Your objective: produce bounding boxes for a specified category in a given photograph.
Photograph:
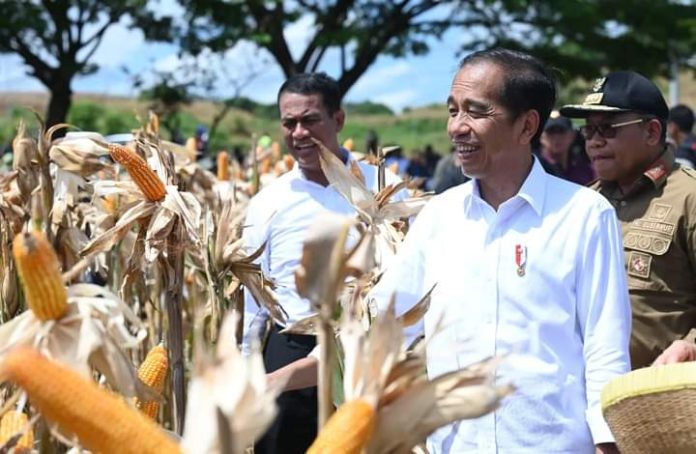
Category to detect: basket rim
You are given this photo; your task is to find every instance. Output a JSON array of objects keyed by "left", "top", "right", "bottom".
[{"left": 601, "top": 362, "right": 696, "bottom": 411}]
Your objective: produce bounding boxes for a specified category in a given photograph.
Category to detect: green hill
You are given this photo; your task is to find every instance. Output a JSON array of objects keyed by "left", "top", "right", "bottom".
[{"left": 0, "top": 93, "right": 451, "bottom": 158}]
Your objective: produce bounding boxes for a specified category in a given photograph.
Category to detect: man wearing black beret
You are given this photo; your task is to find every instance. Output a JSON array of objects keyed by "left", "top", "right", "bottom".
[{"left": 562, "top": 71, "right": 696, "bottom": 368}]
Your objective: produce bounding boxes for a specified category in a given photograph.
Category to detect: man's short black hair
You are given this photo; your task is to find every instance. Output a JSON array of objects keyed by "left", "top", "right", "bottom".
[
  {"left": 277, "top": 72, "right": 342, "bottom": 115},
  {"left": 458, "top": 48, "right": 556, "bottom": 143},
  {"left": 669, "top": 104, "right": 695, "bottom": 133}
]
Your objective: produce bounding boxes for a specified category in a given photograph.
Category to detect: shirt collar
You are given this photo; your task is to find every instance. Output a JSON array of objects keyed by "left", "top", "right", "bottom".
[
  {"left": 465, "top": 156, "right": 547, "bottom": 217},
  {"left": 516, "top": 156, "right": 547, "bottom": 217}
]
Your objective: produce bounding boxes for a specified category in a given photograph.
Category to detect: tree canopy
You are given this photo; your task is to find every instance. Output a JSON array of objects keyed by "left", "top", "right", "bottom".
[
  {"left": 178, "top": 0, "right": 695, "bottom": 96},
  {"left": 0, "top": 0, "right": 172, "bottom": 127},
  {"left": 1, "top": 0, "right": 694, "bottom": 129}
]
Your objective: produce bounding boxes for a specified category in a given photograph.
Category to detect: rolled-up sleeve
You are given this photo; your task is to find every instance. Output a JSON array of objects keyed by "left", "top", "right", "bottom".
[{"left": 576, "top": 206, "right": 632, "bottom": 443}]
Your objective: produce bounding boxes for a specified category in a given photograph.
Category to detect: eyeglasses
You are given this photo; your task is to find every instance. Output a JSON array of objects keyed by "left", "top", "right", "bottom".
[{"left": 579, "top": 118, "right": 646, "bottom": 140}]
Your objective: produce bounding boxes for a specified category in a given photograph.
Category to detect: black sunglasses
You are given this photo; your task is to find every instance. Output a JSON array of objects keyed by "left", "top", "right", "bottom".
[{"left": 579, "top": 118, "right": 647, "bottom": 140}]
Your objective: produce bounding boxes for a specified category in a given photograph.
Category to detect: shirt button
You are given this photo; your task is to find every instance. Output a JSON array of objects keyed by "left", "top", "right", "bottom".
[{"left": 620, "top": 201, "right": 627, "bottom": 207}]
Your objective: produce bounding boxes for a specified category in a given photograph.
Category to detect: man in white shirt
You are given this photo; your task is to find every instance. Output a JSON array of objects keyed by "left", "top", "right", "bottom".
[
  {"left": 243, "top": 72, "right": 404, "bottom": 454},
  {"left": 370, "top": 49, "right": 631, "bottom": 453}
]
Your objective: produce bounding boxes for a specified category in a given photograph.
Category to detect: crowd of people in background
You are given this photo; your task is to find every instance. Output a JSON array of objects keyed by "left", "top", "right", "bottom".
[{"left": 2, "top": 102, "right": 695, "bottom": 201}]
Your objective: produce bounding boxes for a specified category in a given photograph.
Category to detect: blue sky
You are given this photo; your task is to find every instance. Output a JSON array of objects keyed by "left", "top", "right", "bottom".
[{"left": 0, "top": 5, "right": 470, "bottom": 113}]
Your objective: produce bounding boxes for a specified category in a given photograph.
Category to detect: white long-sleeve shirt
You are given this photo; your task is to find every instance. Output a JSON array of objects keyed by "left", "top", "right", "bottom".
[
  {"left": 370, "top": 157, "right": 631, "bottom": 453},
  {"left": 241, "top": 152, "right": 406, "bottom": 352}
]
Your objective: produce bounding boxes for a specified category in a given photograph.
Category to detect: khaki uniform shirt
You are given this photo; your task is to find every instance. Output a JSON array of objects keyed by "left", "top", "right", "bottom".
[{"left": 593, "top": 149, "right": 696, "bottom": 368}]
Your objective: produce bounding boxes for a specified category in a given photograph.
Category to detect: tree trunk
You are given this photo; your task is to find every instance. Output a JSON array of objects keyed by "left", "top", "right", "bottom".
[{"left": 45, "top": 81, "right": 72, "bottom": 133}]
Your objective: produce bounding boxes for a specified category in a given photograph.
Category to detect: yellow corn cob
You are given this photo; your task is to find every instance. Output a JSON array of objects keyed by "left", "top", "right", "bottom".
[
  {"left": 307, "top": 399, "right": 376, "bottom": 454},
  {"left": 342, "top": 138, "right": 355, "bottom": 151},
  {"left": 217, "top": 151, "right": 230, "bottom": 181},
  {"left": 108, "top": 144, "right": 166, "bottom": 202},
  {"left": 271, "top": 141, "right": 282, "bottom": 160},
  {"left": 1, "top": 347, "right": 180, "bottom": 454},
  {"left": 0, "top": 410, "right": 33, "bottom": 453},
  {"left": 135, "top": 344, "right": 169, "bottom": 419},
  {"left": 12, "top": 231, "right": 69, "bottom": 321},
  {"left": 283, "top": 153, "right": 295, "bottom": 170},
  {"left": 260, "top": 156, "right": 273, "bottom": 175}
]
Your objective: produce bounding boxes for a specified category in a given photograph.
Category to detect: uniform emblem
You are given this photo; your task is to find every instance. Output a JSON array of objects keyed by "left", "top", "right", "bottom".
[
  {"left": 624, "top": 231, "right": 672, "bottom": 255},
  {"left": 648, "top": 203, "right": 672, "bottom": 221},
  {"left": 515, "top": 244, "right": 527, "bottom": 277},
  {"left": 632, "top": 219, "right": 675, "bottom": 236},
  {"left": 628, "top": 251, "right": 651, "bottom": 278},
  {"left": 592, "top": 77, "right": 606, "bottom": 92},
  {"left": 583, "top": 93, "right": 603, "bottom": 105}
]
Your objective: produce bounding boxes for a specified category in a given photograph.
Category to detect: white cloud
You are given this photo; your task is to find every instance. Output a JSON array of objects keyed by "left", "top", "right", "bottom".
[
  {"left": 350, "top": 61, "right": 414, "bottom": 95},
  {"left": 370, "top": 89, "right": 420, "bottom": 113},
  {"left": 283, "top": 15, "right": 316, "bottom": 60},
  {"left": 87, "top": 21, "right": 146, "bottom": 69}
]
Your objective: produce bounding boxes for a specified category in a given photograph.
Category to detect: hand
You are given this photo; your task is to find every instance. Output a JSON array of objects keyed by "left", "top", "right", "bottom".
[
  {"left": 596, "top": 442, "right": 619, "bottom": 454},
  {"left": 653, "top": 340, "right": 696, "bottom": 366}
]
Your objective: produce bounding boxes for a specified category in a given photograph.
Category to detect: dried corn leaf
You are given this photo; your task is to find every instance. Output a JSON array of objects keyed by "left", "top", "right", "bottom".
[
  {"left": 49, "top": 135, "right": 109, "bottom": 177},
  {"left": 379, "top": 197, "right": 430, "bottom": 220},
  {"left": 367, "top": 359, "right": 512, "bottom": 454},
  {"left": 316, "top": 140, "right": 374, "bottom": 221},
  {"left": 80, "top": 201, "right": 157, "bottom": 257},
  {"left": 295, "top": 213, "right": 355, "bottom": 309},
  {"left": 280, "top": 314, "right": 320, "bottom": 335},
  {"left": 397, "top": 284, "right": 435, "bottom": 327},
  {"left": 183, "top": 314, "right": 283, "bottom": 454}
]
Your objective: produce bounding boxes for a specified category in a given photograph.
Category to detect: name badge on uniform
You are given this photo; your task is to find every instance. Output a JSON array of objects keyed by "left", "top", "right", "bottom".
[{"left": 515, "top": 244, "right": 527, "bottom": 277}]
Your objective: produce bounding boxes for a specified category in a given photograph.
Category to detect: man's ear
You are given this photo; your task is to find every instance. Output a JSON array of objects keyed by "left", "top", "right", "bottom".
[
  {"left": 334, "top": 109, "right": 346, "bottom": 132},
  {"left": 644, "top": 119, "right": 662, "bottom": 146},
  {"left": 519, "top": 110, "right": 540, "bottom": 145}
]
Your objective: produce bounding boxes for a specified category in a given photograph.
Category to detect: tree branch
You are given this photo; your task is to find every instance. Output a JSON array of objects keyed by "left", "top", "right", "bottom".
[
  {"left": 297, "top": 0, "right": 356, "bottom": 70},
  {"left": 8, "top": 37, "right": 54, "bottom": 86},
  {"left": 247, "top": 0, "right": 297, "bottom": 76}
]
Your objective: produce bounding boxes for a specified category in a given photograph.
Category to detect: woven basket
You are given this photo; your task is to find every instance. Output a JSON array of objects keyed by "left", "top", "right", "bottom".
[{"left": 601, "top": 362, "right": 696, "bottom": 454}]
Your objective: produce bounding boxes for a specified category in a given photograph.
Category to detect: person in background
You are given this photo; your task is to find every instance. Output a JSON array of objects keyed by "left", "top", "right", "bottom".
[
  {"left": 370, "top": 48, "right": 630, "bottom": 453},
  {"left": 365, "top": 129, "right": 379, "bottom": 155},
  {"left": 242, "top": 72, "right": 406, "bottom": 454},
  {"left": 668, "top": 104, "right": 696, "bottom": 168},
  {"left": 431, "top": 146, "right": 469, "bottom": 193},
  {"left": 561, "top": 71, "right": 696, "bottom": 369},
  {"left": 423, "top": 144, "right": 441, "bottom": 176},
  {"left": 384, "top": 146, "right": 409, "bottom": 176},
  {"left": 406, "top": 150, "right": 430, "bottom": 182},
  {"left": 541, "top": 112, "right": 595, "bottom": 185},
  {"left": 194, "top": 124, "right": 209, "bottom": 156}
]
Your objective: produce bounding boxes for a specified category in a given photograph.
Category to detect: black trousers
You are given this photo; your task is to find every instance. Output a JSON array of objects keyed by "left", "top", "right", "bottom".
[{"left": 254, "top": 325, "right": 318, "bottom": 454}]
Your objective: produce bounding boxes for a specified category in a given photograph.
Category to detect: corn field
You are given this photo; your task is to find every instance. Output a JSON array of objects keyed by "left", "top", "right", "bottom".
[{"left": 0, "top": 114, "right": 511, "bottom": 454}]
